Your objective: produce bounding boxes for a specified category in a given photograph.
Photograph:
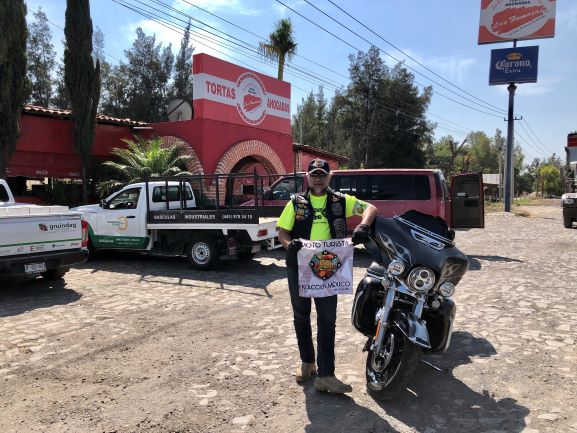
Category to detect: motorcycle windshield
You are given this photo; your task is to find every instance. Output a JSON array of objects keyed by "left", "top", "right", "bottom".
[{"left": 370, "top": 210, "right": 469, "bottom": 285}]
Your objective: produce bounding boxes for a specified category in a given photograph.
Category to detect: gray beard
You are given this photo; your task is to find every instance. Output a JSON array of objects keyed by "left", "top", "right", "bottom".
[{"left": 310, "top": 186, "right": 328, "bottom": 196}]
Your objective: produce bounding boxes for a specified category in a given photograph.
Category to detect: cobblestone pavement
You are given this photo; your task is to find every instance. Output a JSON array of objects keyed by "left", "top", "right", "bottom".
[{"left": 0, "top": 204, "right": 575, "bottom": 433}]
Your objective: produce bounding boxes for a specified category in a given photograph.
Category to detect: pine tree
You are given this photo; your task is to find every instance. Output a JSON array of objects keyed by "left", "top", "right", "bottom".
[
  {"left": 340, "top": 47, "right": 432, "bottom": 168},
  {"left": 27, "top": 8, "right": 56, "bottom": 107},
  {"left": 52, "top": 59, "right": 70, "bottom": 109},
  {"left": 64, "top": 0, "right": 100, "bottom": 203},
  {"left": 100, "top": 62, "right": 129, "bottom": 118},
  {"left": 171, "top": 19, "right": 194, "bottom": 103},
  {"left": 0, "top": 0, "right": 29, "bottom": 178},
  {"left": 124, "top": 28, "right": 173, "bottom": 122}
]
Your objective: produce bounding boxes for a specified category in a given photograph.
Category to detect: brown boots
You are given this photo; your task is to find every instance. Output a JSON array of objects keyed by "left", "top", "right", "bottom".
[
  {"left": 295, "top": 362, "right": 352, "bottom": 393},
  {"left": 295, "top": 362, "right": 316, "bottom": 383},
  {"left": 313, "top": 375, "right": 353, "bottom": 394}
]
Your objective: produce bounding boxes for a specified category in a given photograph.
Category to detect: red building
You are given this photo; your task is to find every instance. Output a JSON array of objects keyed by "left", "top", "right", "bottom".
[{"left": 7, "top": 54, "right": 347, "bottom": 201}]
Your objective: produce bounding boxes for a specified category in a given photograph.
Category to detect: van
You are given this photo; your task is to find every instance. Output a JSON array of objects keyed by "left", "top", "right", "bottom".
[{"left": 254, "top": 169, "right": 484, "bottom": 230}]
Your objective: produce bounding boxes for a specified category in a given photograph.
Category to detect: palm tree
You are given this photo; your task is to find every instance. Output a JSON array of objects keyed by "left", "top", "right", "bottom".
[
  {"left": 259, "top": 18, "right": 297, "bottom": 81},
  {"left": 96, "top": 136, "right": 192, "bottom": 197}
]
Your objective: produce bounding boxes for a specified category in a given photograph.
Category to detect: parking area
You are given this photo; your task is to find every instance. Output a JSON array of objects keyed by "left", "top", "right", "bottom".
[{"left": 1, "top": 203, "right": 576, "bottom": 433}]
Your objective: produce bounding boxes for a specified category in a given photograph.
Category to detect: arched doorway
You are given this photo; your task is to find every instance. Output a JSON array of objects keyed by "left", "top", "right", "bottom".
[{"left": 214, "top": 140, "right": 287, "bottom": 206}]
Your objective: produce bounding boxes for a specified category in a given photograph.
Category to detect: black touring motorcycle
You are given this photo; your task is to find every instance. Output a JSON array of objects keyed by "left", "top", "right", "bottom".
[{"left": 351, "top": 210, "right": 470, "bottom": 399}]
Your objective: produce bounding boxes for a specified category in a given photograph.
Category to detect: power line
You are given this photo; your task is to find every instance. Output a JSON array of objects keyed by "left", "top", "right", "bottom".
[
  {"left": 521, "top": 117, "right": 550, "bottom": 155},
  {"left": 515, "top": 129, "right": 548, "bottom": 159},
  {"left": 47, "top": 2, "right": 488, "bottom": 140},
  {"left": 114, "top": 0, "right": 344, "bottom": 91},
  {"left": 517, "top": 120, "right": 549, "bottom": 156},
  {"left": 111, "top": 0, "right": 330, "bottom": 93},
  {"left": 280, "top": 0, "right": 507, "bottom": 117},
  {"left": 117, "top": 0, "right": 491, "bottom": 141},
  {"left": 176, "top": 0, "right": 350, "bottom": 81},
  {"left": 325, "top": 0, "right": 507, "bottom": 115}
]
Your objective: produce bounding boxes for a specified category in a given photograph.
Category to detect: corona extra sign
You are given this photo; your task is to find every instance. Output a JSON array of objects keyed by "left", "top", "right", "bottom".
[{"left": 193, "top": 54, "right": 291, "bottom": 134}]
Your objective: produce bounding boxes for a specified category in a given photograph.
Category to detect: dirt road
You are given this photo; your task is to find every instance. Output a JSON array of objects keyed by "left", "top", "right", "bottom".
[{"left": 1, "top": 203, "right": 575, "bottom": 433}]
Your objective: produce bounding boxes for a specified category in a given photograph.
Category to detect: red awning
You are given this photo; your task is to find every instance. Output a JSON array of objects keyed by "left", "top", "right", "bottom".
[{"left": 7, "top": 151, "right": 82, "bottom": 179}]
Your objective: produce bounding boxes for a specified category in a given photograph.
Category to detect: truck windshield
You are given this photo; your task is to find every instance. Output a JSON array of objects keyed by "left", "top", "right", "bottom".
[
  {"left": 268, "top": 176, "right": 304, "bottom": 200},
  {"left": 108, "top": 188, "right": 141, "bottom": 209}
]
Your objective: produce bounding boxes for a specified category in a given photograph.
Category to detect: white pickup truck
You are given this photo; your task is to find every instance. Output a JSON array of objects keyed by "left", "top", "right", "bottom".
[
  {"left": 0, "top": 179, "right": 89, "bottom": 279},
  {"left": 73, "top": 177, "right": 281, "bottom": 269}
]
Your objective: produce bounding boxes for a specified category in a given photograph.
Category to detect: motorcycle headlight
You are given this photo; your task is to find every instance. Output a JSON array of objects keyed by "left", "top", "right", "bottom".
[
  {"left": 439, "top": 282, "right": 455, "bottom": 297},
  {"left": 387, "top": 259, "right": 405, "bottom": 276},
  {"left": 407, "top": 267, "right": 435, "bottom": 292}
]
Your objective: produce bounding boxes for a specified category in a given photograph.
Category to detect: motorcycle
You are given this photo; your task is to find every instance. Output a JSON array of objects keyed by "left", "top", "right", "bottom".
[{"left": 351, "top": 210, "right": 470, "bottom": 400}]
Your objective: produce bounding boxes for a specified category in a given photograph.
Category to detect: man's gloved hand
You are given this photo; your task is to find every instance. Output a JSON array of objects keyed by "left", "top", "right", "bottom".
[
  {"left": 288, "top": 239, "right": 303, "bottom": 254},
  {"left": 352, "top": 224, "right": 371, "bottom": 245}
]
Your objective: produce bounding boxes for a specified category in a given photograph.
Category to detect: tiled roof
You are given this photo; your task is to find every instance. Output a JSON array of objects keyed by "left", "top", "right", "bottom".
[
  {"left": 293, "top": 143, "right": 349, "bottom": 162},
  {"left": 23, "top": 105, "right": 148, "bottom": 127}
]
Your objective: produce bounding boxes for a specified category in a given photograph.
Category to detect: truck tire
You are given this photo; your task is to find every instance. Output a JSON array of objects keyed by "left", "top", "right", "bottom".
[
  {"left": 563, "top": 214, "right": 573, "bottom": 228},
  {"left": 43, "top": 266, "right": 70, "bottom": 280},
  {"left": 187, "top": 236, "right": 219, "bottom": 270}
]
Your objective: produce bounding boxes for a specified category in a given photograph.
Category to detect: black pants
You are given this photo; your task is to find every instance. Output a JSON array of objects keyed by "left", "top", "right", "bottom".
[{"left": 287, "top": 264, "right": 337, "bottom": 377}]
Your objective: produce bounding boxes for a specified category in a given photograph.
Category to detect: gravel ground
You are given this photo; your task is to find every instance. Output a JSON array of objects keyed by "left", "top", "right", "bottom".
[{"left": 0, "top": 202, "right": 575, "bottom": 433}]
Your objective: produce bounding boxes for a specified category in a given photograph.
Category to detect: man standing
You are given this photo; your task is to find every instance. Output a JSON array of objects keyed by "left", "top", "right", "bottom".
[{"left": 277, "top": 159, "right": 377, "bottom": 393}]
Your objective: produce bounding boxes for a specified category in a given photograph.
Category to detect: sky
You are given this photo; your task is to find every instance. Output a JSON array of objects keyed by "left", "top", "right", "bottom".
[{"left": 26, "top": 0, "right": 577, "bottom": 164}]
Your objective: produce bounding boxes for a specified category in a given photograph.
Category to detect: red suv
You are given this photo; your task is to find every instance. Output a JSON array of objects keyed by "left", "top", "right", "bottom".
[{"left": 254, "top": 169, "right": 484, "bottom": 230}]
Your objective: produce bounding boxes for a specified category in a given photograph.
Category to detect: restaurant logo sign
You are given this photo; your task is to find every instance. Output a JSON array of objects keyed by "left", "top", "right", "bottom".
[
  {"left": 236, "top": 72, "right": 267, "bottom": 126},
  {"left": 193, "top": 53, "right": 291, "bottom": 134},
  {"left": 478, "top": 0, "right": 556, "bottom": 44}
]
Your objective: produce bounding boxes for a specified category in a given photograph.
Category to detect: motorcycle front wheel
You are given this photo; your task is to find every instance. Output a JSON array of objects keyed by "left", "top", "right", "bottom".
[{"left": 365, "top": 326, "right": 422, "bottom": 400}]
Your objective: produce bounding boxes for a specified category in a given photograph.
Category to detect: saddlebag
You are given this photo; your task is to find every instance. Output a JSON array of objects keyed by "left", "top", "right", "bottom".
[{"left": 351, "top": 277, "right": 383, "bottom": 336}]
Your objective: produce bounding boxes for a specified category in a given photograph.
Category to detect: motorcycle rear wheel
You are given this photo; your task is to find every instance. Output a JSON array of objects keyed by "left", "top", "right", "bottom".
[{"left": 365, "top": 327, "right": 422, "bottom": 400}]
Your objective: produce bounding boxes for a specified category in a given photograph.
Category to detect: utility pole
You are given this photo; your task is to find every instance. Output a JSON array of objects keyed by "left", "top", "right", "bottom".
[
  {"left": 503, "top": 40, "right": 523, "bottom": 212},
  {"left": 504, "top": 81, "right": 516, "bottom": 211}
]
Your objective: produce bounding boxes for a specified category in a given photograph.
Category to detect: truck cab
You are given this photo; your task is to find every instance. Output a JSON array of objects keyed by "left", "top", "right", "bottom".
[{"left": 77, "top": 181, "right": 196, "bottom": 250}]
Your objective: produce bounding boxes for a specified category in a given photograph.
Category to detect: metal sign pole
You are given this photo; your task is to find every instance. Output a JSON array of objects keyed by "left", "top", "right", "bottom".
[
  {"left": 504, "top": 81, "right": 516, "bottom": 212},
  {"left": 504, "top": 39, "right": 517, "bottom": 212}
]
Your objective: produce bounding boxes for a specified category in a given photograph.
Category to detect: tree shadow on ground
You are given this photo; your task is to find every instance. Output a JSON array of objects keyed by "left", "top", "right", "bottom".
[
  {"left": 0, "top": 276, "right": 81, "bottom": 318},
  {"left": 372, "top": 331, "right": 529, "bottom": 433},
  {"left": 78, "top": 249, "right": 288, "bottom": 298},
  {"left": 467, "top": 255, "right": 524, "bottom": 271}
]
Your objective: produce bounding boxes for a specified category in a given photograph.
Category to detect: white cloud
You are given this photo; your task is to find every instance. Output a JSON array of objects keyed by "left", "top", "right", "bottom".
[
  {"left": 494, "top": 75, "right": 561, "bottom": 96},
  {"left": 273, "top": 0, "right": 305, "bottom": 18},
  {"left": 400, "top": 49, "right": 478, "bottom": 86},
  {"left": 174, "top": 0, "right": 261, "bottom": 16}
]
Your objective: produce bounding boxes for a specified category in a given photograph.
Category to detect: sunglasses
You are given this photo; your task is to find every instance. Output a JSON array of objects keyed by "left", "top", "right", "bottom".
[{"left": 309, "top": 172, "right": 328, "bottom": 178}]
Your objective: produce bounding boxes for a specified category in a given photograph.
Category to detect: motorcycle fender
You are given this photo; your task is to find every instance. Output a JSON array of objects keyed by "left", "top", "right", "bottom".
[
  {"left": 392, "top": 310, "right": 431, "bottom": 349},
  {"left": 423, "top": 297, "right": 456, "bottom": 353}
]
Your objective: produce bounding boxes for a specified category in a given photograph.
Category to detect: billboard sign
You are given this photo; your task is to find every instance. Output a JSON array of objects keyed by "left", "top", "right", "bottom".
[
  {"left": 489, "top": 46, "right": 539, "bottom": 85},
  {"left": 478, "top": 0, "right": 556, "bottom": 44},
  {"left": 193, "top": 53, "right": 291, "bottom": 135}
]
